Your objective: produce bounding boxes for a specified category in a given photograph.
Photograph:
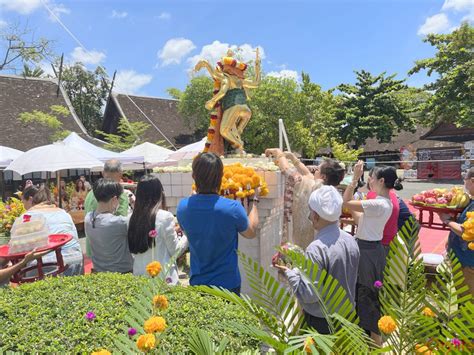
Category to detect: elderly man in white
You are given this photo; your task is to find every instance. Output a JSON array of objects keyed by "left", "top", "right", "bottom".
[{"left": 275, "top": 185, "right": 360, "bottom": 334}]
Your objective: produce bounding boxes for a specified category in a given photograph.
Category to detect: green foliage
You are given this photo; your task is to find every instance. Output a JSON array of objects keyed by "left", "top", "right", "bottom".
[
  {"left": 21, "top": 63, "right": 45, "bottom": 78},
  {"left": 335, "top": 70, "right": 416, "bottom": 148},
  {"left": 409, "top": 22, "right": 474, "bottom": 127},
  {"left": 60, "top": 63, "right": 111, "bottom": 135},
  {"left": 0, "top": 273, "right": 259, "bottom": 353},
  {"left": 97, "top": 117, "right": 150, "bottom": 152},
  {"left": 173, "top": 75, "right": 214, "bottom": 136},
  {"left": 330, "top": 140, "right": 363, "bottom": 163},
  {"left": 18, "top": 105, "right": 70, "bottom": 142}
]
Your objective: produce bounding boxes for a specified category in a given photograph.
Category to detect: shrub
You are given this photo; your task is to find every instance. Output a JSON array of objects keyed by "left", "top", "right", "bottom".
[{"left": 0, "top": 273, "right": 259, "bottom": 353}]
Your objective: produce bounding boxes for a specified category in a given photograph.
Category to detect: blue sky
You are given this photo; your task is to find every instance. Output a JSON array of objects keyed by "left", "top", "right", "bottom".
[{"left": 0, "top": 0, "right": 473, "bottom": 97}]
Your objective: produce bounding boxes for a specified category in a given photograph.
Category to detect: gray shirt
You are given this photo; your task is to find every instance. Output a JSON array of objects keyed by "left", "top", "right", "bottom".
[
  {"left": 84, "top": 212, "right": 133, "bottom": 273},
  {"left": 285, "top": 223, "right": 360, "bottom": 317}
]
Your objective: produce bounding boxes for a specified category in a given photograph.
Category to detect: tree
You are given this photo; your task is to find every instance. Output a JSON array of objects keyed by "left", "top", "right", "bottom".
[
  {"left": 0, "top": 23, "right": 53, "bottom": 73},
  {"left": 18, "top": 105, "right": 71, "bottom": 142},
  {"left": 96, "top": 117, "right": 151, "bottom": 152},
  {"left": 330, "top": 140, "right": 363, "bottom": 163},
  {"left": 60, "top": 63, "right": 111, "bottom": 135},
  {"left": 334, "top": 70, "right": 416, "bottom": 148},
  {"left": 409, "top": 22, "right": 474, "bottom": 127},
  {"left": 21, "top": 63, "right": 45, "bottom": 78}
]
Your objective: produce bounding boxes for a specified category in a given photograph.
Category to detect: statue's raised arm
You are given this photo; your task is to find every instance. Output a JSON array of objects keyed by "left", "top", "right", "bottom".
[
  {"left": 243, "top": 48, "right": 261, "bottom": 89},
  {"left": 194, "top": 60, "right": 224, "bottom": 81}
]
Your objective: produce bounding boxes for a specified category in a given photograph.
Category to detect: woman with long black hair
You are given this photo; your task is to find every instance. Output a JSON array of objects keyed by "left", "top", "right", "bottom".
[{"left": 128, "top": 175, "right": 188, "bottom": 284}]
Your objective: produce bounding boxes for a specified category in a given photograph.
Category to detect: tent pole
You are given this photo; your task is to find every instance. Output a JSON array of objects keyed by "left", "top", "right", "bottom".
[
  {"left": 57, "top": 173, "right": 62, "bottom": 208},
  {"left": 0, "top": 170, "right": 5, "bottom": 201}
]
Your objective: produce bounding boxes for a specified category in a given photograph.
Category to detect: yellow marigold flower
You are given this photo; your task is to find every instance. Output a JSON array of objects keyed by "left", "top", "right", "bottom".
[
  {"left": 136, "top": 334, "right": 156, "bottom": 352},
  {"left": 378, "top": 315, "right": 397, "bottom": 334},
  {"left": 421, "top": 307, "right": 436, "bottom": 317},
  {"left": 152, "top": 295, "right": 169, "bottom": 310},
  {"left": 415, "top": 344, "right": 432, "bottom": 354},
  {"left": 469, "top": 242, "right": 474, "bottom": 250},
  {"left": 146, "top": 261, "right": 162, "bottom": 277},
  {"left": 91, "top": 350, "right": 111, "bottom": 355},
  {"left": 466, "top": 211, "right": 474, "bottom": 219},
  {"left": 144, "top": 316, "right": 167, "bottom": 333},
  {"left": 260, "top": 187, "right": 269, "bottom": 196},
  {"left": 303, "top": 336, "right": 315, "bottom": 353},
  {"left": 235, "top": 191, "right": 245, "bottom": 199}
]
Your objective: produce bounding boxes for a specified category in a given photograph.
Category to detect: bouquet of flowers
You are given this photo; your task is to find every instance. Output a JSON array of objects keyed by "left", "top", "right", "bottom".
[
  {"left": 461, "top": 211, "right": 474, "bottom": 250},
  {"left": 0, "top": 198, "right": 26, "bottom": 243},
  {"left": 192, "top": 163, "right": 269, "bottom": 200},
  {"left": 271, "top": 242, "right": 304, "bottom": 268}
]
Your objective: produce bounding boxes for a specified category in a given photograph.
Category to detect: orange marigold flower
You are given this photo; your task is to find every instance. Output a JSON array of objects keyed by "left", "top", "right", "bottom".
[
  {"left": 91, "top": 350, "right": 111, "bottom": 355},
  {"left": 468, "top": 242, "right": 474, "bottom": 250},
  {"left": 136, "top": 333, "right": 156, "bottom": 352},
  {"left": 146, "top": 261, "right": 162, "bottom": 277},
  {"left": 144, "top": 316, "right": 167, "bottom": 333},
  {"left": 303, "top": 336, "right": 315, "bottom": 353},
  {"left": 152, "top": 295, "right": 169, "bottom": 310},
  {"left": 421, "top": 307, "right": 436, "bottom": 317},
  {"left": 378, "top": 315, "right": 397, "bottom": 334}
]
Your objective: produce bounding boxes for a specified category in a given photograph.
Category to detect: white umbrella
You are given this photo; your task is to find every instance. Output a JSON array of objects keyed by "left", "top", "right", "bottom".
[
  {"left": 5, "top": 142, "right": 104, "bottom": 176},
  {"left": 0, "top": 146, "right": 23, "bottom": 168},
  {"left": 122, "top": 142, "right": 173, "bottom": 165},
  {"left": 167, "top": 137, "right": 206, "bottom": 161},
  {"left": 62, "top": 132, "right": 144, "bottom": 166}
]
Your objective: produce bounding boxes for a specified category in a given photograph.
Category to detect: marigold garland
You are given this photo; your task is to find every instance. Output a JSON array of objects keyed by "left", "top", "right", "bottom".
[
  {"left": 421, "top": 307, "right": 436, "bottom": 318},
  {"left": 136, "top": 334, "right": 156, "bottom": 352},
  {"left": 143, "top": 316, "right": 167, "bottom": 333},
  {"left": 146, "top": 261, "right": 162, "bottom": 277},
  {"left": 152, "top": 295, "right": 169, "bottom": 310},
  {"left": 461, "top": 214, "right": 474, "bottom": 250},
  {"left": 378, "top": 315, "right": 397, "bottom": 334},
  {"left": 303, "top": 336, "right": 315, "bottom": 353}
]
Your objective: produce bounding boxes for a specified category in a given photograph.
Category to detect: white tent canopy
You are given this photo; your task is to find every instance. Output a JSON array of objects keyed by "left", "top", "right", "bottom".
[
  {"left": 62, "top": 132, "right": 144, "bottom": 166},
  {"left": 167, "top": 137, "right": 206, "bottom": 161},
  {"left": 5, "top": 142, "right": 104, "bottom": 175},
  {"left": 122, "top": 142, "right": 173, "bottom": 165},
  {"left": 0, "top": 146, "right": 23, "bottom": 168}
]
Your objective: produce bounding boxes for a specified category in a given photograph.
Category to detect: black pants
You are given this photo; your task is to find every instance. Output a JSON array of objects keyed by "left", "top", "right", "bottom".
[{"left": 304, "top": 312, "right": 330, "bottom": 334}]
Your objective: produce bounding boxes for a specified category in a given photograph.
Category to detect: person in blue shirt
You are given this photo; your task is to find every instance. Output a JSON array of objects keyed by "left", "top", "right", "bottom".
[
  {"left": 177, "top": 153, "right": 259, "bottom": 295},
  {"left": 438, "top": 168, "right": 474, "bottom": 298}
]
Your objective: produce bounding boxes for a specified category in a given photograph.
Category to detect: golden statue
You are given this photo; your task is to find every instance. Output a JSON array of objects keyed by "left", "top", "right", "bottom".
[{"left": 194, "top": 48, "right": 261, "bottom": 155}]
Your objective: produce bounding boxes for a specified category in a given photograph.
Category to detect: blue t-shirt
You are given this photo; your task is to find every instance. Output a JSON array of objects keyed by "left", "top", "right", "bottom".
[
  {"left": 448, "top": 199, "right": 474, "bottom": 267},
  {"left": 177, "top": 194, "right": 249, "bottom": 289}
]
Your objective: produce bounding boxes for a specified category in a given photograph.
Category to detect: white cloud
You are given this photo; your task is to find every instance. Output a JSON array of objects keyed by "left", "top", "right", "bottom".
[
  {"left": 187, "top": 40, "right": 265, "bottom": 70},
  {"left": 39, "top": 61, "right": 57, "bottom": 77},
  {"left": 158, "top": 38, "right": 196, "bottom": 66},
  {"left": 267, "top": 69, "right": 299, "bottom": 81},
  {"left": 158, "top": 12, "right": 171, "bottom": 20},
  {"left": 111, "top": 10, "right": 128, "bottom": 19},
  {"left": 48, "top": 3, "right": 70, "bottom": 21},
  {"left": 70, "top": 47, "right": 106, "bottom": 66},
  {"left": 0, "top": 19, "right": 7, "bottom": 28},
  {"left": 0, "top": 0, "right": 42, "bottom": 14},
  {"left": 114, "top": 70, "right": 152, "bottom": 94},
  {"left": 442, "top": 0, "right": 474, "bottom": 12},
  {"left": 417, "top": 13, "right": 450, "bottom": 35}
]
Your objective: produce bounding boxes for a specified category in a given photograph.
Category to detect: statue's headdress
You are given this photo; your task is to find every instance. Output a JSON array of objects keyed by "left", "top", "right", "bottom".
[{"left": 217, "top": 49, "right": 248, "bottom": 71}]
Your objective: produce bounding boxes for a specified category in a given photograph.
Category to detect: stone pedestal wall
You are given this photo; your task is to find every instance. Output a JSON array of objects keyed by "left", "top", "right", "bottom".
[{"left": 154, "top": 169, "right": 285, "bottom": 295}]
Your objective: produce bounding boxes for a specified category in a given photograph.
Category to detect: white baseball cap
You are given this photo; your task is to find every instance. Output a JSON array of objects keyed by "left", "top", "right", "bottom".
[{"left": 308, "top": 185, "right": 343, "bottom": 222}]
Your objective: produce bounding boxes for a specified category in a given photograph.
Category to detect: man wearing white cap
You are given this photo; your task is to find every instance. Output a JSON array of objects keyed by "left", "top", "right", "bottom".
[{"left": 275, "top": 185, "right": 360, "bottom": 334}]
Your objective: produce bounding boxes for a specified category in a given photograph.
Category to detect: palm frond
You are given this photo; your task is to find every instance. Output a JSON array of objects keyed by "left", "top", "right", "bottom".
[
  {"left": 284, "top": 248, "right": 358, "bottom": 332},
  {"left": 285, "top": 329, "right": 336, "bottom": 354},
  {"left": 187, "top": 328, "right": 229, "bottom": 355},
  {"left": 331, "top": 313, "right": 376, "bottom": 354},
  {"left": 438, "top": 301, "right": 474, "bottom": 353}
]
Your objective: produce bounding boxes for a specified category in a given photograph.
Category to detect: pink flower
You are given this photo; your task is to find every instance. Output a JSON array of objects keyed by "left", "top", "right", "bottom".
[
  {"left": 451, "top": 338, "right": 461, "bottom": 347},
  {"left": 374, "top": 280, "right": 383, "bottom": 289},
  {"left": 128, "top": 327, "right": 137, "bottom": 337},
  {"left": 85, "top": 311, "right": 96, "bottom": 321},
  {"left": 148, "top": 230, "right": 158, "bottom": 238}
]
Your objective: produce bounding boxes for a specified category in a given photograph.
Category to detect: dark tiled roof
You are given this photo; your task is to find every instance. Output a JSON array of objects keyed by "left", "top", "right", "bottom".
[
  {"left": 102, "top": 93, "right": 198, "bottom": 149},
  {"left": 0, "top": 74, "right": 88, "bottom": 151},
  {"left": 361, "top": 126, "right": 462, "bottom": 153},
  {"left": 421, "top": 122, "right": 474, "bottom": 142}
]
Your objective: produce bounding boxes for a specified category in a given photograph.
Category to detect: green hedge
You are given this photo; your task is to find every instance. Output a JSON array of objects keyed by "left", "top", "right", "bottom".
[{"left": 0, "top": 273, "right": 259, "bottom": 353}]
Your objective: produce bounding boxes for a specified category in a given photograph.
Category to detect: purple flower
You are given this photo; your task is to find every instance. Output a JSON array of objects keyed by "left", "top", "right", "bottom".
[
  {"left": 149, "top": 230, "right": 157, "bottom": 238},
  {"left": 165, "top": 277, "right": 173, "bottom": 284},
  {"left": 451, "top": 338, "right": 462, "bottom": 347},
  {"left": 374, "top": 280, "right": 383, "bottom": 289},
  {"left": 85, "top": 311, "right": 96, "bottom": 321},
  {"left": 128, "top": 327, "right": 137, "bottom": 337}
]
